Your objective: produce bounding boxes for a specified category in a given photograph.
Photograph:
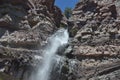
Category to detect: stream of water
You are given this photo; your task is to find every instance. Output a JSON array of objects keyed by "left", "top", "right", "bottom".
[{"left": 36, "top": 28, "right": 69, "bottom": 80}]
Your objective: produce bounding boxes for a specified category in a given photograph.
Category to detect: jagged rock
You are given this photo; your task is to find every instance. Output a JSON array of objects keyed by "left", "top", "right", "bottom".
[
  {"left": 0, "top": 25, "right": 51, "bottom": 49},
  {"left": 65, "top": 0, "right": 120, "bottom": 80},
  {"left": 74, "top": 45, "right": 120, "bottom": 57},
  {"left": 0, "top": 0, "right": 120, "bottom": 80},
  {"left": 38, "top": 0, "right": 55, "bottom": 11},
  {"left": 0, "top": 0, "right": 64, "bottom": 79},
  {"left": 70, "top": 0, "right": 120, "bottom": 45}
]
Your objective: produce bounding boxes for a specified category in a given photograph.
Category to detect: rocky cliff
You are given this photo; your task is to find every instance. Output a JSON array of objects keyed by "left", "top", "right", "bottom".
[
  {"left": 0, "top": 0, "right": 120, "bottom": 80},
  {"left": 0, "top": 0, "right": 65, "bottom": 80},
  {"left": 64, "top": 0, "right": 120, "bottom": 80}
]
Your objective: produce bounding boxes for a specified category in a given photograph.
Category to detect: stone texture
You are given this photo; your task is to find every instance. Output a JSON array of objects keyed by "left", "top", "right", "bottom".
[
  {"left": 0, "top": 0, "right": 64, "bottom": 80},
  {"left": 0, "top": 0, "right": 120, "bottom": 80},
  {"left": 64, "top": 0, "right": 120, "bottom": 80}
]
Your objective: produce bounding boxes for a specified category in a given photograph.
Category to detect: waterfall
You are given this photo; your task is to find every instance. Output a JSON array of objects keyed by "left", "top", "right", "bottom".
[{"left": 36, "top": 28, "right": 69, "bottom": 80}]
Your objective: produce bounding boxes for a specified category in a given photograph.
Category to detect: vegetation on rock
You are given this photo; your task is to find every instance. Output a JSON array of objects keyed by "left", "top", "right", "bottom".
[{"left": 64, "top": 7, "right": 72, "bottom": 19}]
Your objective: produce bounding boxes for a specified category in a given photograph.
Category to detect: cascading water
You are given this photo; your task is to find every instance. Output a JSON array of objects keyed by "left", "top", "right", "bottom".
[{"left": 36, "top": 28, "right": 69, "bottom": 80}]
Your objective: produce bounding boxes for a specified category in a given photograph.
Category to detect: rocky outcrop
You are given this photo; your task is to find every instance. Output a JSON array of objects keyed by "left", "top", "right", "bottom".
[
  {"left": 0, "top": 0, "right": 120, "bottom": 80},
  {"left": 0, "top": 0, "right": 64, "bottom": 80},
  {"left": 64, "top": 0, "right": 120, "bottom": 80}
]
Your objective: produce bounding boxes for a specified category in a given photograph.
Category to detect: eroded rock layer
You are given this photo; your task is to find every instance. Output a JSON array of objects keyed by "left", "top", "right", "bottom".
[
  {"left": 63, "top": 0, "right": 120, "bottom": 80},
  {"left": 0, "top": 0, "right": 64, "bottom": 80},
  {"left": 0, "top": 0, "right": 120, "bottom": 80}
]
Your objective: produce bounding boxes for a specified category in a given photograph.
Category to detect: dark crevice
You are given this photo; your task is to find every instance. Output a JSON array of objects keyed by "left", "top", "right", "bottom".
[
  {"left": 97, "top": 64, "right": 120, "bottom": 76},
  {"left": 109, "top": 5, "right": 117, "bottom": 19},
  {"left": 75, "top": 54, "right": 120, "bottom": 61}
]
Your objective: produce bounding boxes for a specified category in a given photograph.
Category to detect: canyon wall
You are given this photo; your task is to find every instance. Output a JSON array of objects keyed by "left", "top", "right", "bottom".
[{"left": 0, "top": 0, "right": 120, "bottom": 80}]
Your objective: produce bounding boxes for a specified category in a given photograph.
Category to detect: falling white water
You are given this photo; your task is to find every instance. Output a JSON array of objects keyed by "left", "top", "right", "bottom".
[{"left": 36, "top": 28, "right": 69, "bottom": 80}]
